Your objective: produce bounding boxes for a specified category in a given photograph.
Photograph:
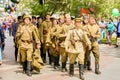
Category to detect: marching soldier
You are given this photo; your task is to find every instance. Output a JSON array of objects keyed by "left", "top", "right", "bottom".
[
  {"left": 42, "top": 13, "right": 52, "bottom": 64},
  {"left": 37, "top": 16, "right": 44, "bottom": 57},
  {"left": 15, "top": 15, "right": 40, "bottom": 76},
  {"left": 57, "top": 14, "right": 74, "bottom": 72},
  {"left": 85, "top": 15, "right": 101, "bottom": 74},
  {"left": 46, "top": 18, "right": 61, "bottom": 69},
  {"left": 65, "top": 18, "right": 91, "bottom": 80},
  {"left": 82, "top": 16, "right": 92, "bottom": 71}
]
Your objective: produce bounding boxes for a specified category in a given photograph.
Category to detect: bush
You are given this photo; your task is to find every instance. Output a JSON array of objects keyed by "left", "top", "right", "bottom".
[{"left": 101, "top": 37, "right": 116, "bottom": 44}]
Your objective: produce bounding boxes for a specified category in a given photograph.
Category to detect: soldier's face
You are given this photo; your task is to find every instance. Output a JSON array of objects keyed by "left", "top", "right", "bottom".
[
  {"left": 46, "top": 15, "right": 51, "bottom": 20},
  {"left": 24, "top": 18, "right": 31, "bottom": 24},
  {"left": 19, "top": 19, "right": 23, "bottom": 23},
  {"left": 89, "top": 17, "right": 96, "bottom": 24},
  {"left": 53, "top": 19, "right": 58, "bottom": 25},
  {"left": 75, "top": 22, "right": 80, "bottom": 27},
  {"left": 38, "top": 18, "right": 42, "bottom": 23},
  {"left": 84, "top": 19, "right": 89, "bottom": 24},
  {"left": 66, "top": 18, "right": 71, "bottom": 24},
  {"left": 60, "top": 18, "right": 65, "bottom": 24}
]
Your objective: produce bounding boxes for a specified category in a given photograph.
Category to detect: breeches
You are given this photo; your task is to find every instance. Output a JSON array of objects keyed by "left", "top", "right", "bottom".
[
  {"left": 68, "top": 52, "right": 85, "bottom": 64},
  {"left": 20, "top": 48, "right": 33, "bottom": 62},
  {"left": 59, "top": 47, "right": 68, "bottom": 63},
  {"left": 86, "top": 45, "right": 100, "bottom": 64}
]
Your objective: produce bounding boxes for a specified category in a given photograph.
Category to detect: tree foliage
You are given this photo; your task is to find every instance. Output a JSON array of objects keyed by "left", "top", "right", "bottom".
[{"left": 17, "top": 0, "right": 120, "bottom": 18}]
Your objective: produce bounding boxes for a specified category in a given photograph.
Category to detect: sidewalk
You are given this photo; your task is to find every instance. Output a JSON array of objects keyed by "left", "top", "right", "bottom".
[{"left": 0, "top": 33, "right": 120, "bottom": 80}]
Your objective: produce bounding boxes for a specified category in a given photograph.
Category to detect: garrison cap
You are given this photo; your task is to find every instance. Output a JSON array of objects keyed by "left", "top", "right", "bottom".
[
  {"left": 65, "top": 14, "right": 71, "bottom": 18},
  {"left": 75, "top": 18, "right": 83, "bottom": 22},
  {"left": 59, "top": 15, "right": 64, "bottom": 19},
  {"left": 23, "top": 15, "right": 31, "bottom": 20},
  {"left": 46, "top": 12, "right": 51, "bottom": 16}
]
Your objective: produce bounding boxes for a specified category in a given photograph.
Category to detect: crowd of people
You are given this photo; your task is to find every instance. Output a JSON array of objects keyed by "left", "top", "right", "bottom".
[
  {"left": 0, "top": 12, "right": 120, "bottom": 80},
  {"left": 99, "top": 17, "right": 120, "bottom": 47}
]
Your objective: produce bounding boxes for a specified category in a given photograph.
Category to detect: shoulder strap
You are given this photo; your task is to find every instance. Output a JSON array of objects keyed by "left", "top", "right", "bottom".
[{"left": 74, "top": 29, "right": 83, "bottom": 42}]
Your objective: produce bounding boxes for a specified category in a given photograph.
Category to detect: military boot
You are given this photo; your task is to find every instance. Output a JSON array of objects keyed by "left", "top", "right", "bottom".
[
  {"left": 54, "top": 56, "right": 58, "bottom": 69},
  {"left": 22, "top": 61, "right": 27, "bottom": 74},
  {"left": 84, "top": 60, "right": 87, "bottom": 71},
  {"left": 114, "top": 45, "right": 118, "bottom": 48},
  {"left": 79, "top": 64, "right": 85, "bottom": 80},
  {"left": 87, "top": 60, "right": 92, "bottom": 71},
  {"left": 26, "top": 61, "right": 32, "bottom": 76},
  {"left": 95, "top": 64, "right": 101, "bottom": 74},
  {"left": 69, "top": 64, "right": 74, "bottom": 77},
  {"left": 61, "top": 62, "right": 67, "bottom": 72}
]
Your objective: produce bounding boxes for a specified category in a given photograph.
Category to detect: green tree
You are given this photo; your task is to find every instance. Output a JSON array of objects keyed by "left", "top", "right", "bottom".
[{"left": 16, "top": 0, "right": 120, "bottom": 18}]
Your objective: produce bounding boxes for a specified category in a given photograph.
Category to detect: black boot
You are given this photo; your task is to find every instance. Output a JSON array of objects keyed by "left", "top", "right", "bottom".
[
  {"left": 87, "top": 58, "right": 92, "bottom": 71},
  {"left": 69, "top": 64, "right": 74, "bottom": 77},
  {"left": 114, "top": 45, "right": 118, "bottom": 48},
  {"left": 26, "top": 61, "right": 32, "bottom": 76},
  {"left": 22, "top": 61, "right": 27, "bottom": 74},
  {"left": 54, "top": 56, "right": 58, "bottom": 69},
  {"left": 79, "top": 64, "right": 85, "bottom": 80},
  {"left": 95, "top": 64, "right": 101, "bottom": 75},
  {"left": 56, "top": 55, "right": 60, "bottom": 66},
  {"left": 61, "top": 62, "right": 67, "bottom": 72}
]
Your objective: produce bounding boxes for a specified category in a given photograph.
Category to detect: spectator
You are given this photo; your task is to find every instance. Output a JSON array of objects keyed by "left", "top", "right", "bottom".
[
  {"left": 107, "top": 18, "right": 115, "bottom": 46},
  {"left": 99, "top": 17, "right": 107, "bottom": 43},
  {"left": 0, "top": 25, "right": 5, "bottom": 65},
  {"left": 115, "top": 18, "right": 120, "bottom": 48},
  {"left": 8, "top": 20, "right": 12, "bottom": 36},
  {"left": 12, "top": 16, "right": 23, "bottom": 61}
]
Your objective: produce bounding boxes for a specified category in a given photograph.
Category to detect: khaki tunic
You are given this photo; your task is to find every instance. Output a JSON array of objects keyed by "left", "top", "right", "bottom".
[
  {"left": 57, "top": 23, "right": 75, "bottom": 62},
  {"left": 42, "top": 20, "right": 52, "bottom": 54},
  {"left": 85, "top": 24, "right": 101, "bottom": 64},
  {"left": 65, "top": 27, "right": 91, "bottom": 64},
  {"left": 16, "top": 23, "right": 40, "bottom": 62},
  {"left": 46, "top": 24, "right": 61, "bottom": 56},
  {"left": 38, "top": 23, "right": 43, "bottom": 42}
]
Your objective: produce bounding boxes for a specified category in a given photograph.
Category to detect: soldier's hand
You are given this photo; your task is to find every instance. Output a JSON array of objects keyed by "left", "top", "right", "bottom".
[
  {"left": 37, "top": 45, "right": 41, "bottom": 49},
  {"left": 41, "top": 40, "right": 44, "bottom": 43},
  {"left": 88, "top": 45, "right": 91, "bottom": 50},
  {"left": 91, "top": 34, "right": 96, "bottom": 38},
  {"left": 20, "top": 30, "right": 23, "bottom": 34}
]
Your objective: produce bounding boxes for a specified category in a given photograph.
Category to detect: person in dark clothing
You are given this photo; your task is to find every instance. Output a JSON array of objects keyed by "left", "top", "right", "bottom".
[
  {"left": 12, "top": 16, "right": 23, "bottom": 61},
  {"left": 115, "top": 19, "right": 120, "bottom": 48},
  {"left": 32, "top": 16, "right": 37, "bottom": 26},
  {"left": 0, "top": 26, "right": 5, "bottom": 65},
  {"left": 37, "top": 16, "right": 43, "bottom": 29}
]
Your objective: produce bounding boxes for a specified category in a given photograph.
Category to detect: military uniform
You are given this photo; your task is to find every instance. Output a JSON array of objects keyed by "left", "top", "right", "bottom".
[
  {"left": 16, "top": 16, "right": 40, "bottom": 76},
  {"left": 57, "top": 22, "right": 74, "bottom": 72},
  {"left": 81, "top": 24, "right": 92, "bottom": 70},
  {"left": 85, "top": 23, "right": 101, "bottom": 74},
  {"left": 37, "top": 22, "right": 44, "bottom": 63},
  {"left": 46, "top": 24, "right": 61, "bottom": 68},
  {"left": 65, "top": 18, "right": 91, "bottom": 80},
  {"left": 38, "top": 23, "right": 43, "bottom": 43},
  {"left": 42, "top": 20, "right": 52, "bottom": 63}
]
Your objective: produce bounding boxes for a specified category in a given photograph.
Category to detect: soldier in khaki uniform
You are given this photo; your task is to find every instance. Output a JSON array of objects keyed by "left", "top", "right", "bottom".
[
  {"left": 82, "top": 17, "right": 92, "bottom": 71},
  {"left": 37, "top": 17, "right": 44, "bottom": 60},
  {"left": 65, "top": 18, "right": 91, "bottom": 80},
  {"left": 42, "top": 13, "right": 52, "bottom": 64},
  {"left": 57, "top": 14, "right": 74, "bottom": 72},
  {"left": 85, "top": 15, "right": 101, "bottom": 74},
  {"left": 15, "top": 15, "right": 40, "bottom": 76},
  {"left": 46, "top": 18, "right": 61, "bottom": 69}
]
